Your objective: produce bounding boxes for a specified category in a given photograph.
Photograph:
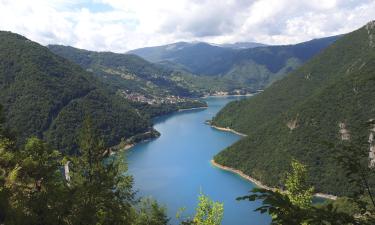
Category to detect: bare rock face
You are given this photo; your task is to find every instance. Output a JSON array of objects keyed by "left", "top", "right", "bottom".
[
  {"left": 304, "top": 73, "right": 311, "bottom": 80},
  {"left": 339, "top": 122, "right": 350, "bottom": 141},
  {"left": 287, "top": 116, "right": 298, "bottom": 131},
  {"left": 365, "top": 20, "right": 375, "bottom": 48},
  {"left": 369, "top": 120, "right": 375, "bottom": 168},
  {"left": 64, "top": 161, "right": 71, "bottom": 182}
]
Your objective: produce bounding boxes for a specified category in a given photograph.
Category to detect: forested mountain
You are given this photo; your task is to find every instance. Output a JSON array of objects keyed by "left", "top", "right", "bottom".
[
  {"left": 48, "top": 44, "right": 254, "bottom": 97},
  {"left": 129, "top": 36, "right": 339, "bottom": 89},
  {"left": 0, "top": 31, "right": 152, "bottom": 154},
  {"left": 48, "top": 45, "right": 197, "bottom": 97},
  {"left": 128, "top": 42, "right": 232, "bottom": 66},
  {"left": 211, "top": 21, "right": 375, "bottom": 196}
]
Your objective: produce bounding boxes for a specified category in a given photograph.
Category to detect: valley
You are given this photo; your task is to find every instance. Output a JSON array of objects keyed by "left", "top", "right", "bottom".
[{"left": 1, "top": 2, "right": 375, "bottom": 223}]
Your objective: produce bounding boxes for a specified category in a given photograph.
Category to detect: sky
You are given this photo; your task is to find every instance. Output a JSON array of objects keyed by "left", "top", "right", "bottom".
[{"left": 0, "top": 0, "right": 374, "bottom": 52}]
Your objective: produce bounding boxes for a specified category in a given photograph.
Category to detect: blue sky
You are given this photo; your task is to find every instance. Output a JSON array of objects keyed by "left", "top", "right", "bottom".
[{"left": 0, "top": 0, "right": 374, "bottom": 52}]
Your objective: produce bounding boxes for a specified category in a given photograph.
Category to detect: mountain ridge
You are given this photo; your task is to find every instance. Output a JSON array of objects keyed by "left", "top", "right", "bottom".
[{"left": 129, "top": 36, "right": 340, "bottom": 90}]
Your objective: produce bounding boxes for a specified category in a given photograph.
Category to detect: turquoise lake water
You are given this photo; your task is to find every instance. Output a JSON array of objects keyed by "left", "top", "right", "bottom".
[{"left": 126, "top": 96, "right": 271, "bottom": 225}]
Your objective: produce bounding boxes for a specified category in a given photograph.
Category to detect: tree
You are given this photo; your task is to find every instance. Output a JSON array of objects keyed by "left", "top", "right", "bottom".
[
  {"left": 67, "top": 116, "right": 135, "bottom": 225},
  {"left": 285, "top": 160, "right": 314, "bottom": 209},
  {"left": 1, "top": 108, "right": 168, "bottom": 225},
  {"left": 0, "top": 127, "right": 16, "bottom": 223},
  {"left": 133, "top": 197, "right": 169, "bottom": 225},
  {"left": 238, "top": 160, "right": 356, "bottom": 224},
  {"left": 193, "top": 193, "right": 224, "bottom": 225},
  {"left": 177, "top": 192, "right": 224, "bottom": 225},
  {"left": 333, "top": 133, "right": 375, "bottom": 224},
  {"left": 0, "top": 136, "right": 68, "bottom": 225}
]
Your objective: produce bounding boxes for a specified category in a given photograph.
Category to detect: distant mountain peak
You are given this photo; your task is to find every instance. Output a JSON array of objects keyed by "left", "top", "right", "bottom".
[{"left": 210, "top": 41, "right": 267, "bottom": 49}]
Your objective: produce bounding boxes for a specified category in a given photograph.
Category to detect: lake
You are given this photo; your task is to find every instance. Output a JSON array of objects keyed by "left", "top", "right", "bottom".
[{"left": 126, "top": 96, "right": 271, "bottom": 225}]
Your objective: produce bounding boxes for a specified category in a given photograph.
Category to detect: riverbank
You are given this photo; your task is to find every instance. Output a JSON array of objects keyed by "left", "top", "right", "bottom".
[
  {"left": 211, "top": 159, "right": 338, "bottom": 200},
  {"left": 178, "top": 106, "right": 208, "bottom": 112},
  {"left": 202, "top": 93, "right": 254, "bottom": 98},
  {"left": 210, "top": 124, "right": 247, "bottom": 137},
  {"left": 110, "top": 129, "right": 161, "bottom": 154}
]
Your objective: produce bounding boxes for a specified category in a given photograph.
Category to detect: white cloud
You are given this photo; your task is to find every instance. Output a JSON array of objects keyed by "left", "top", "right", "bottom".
[{"left": 0, "top": 0, "right": 374, "bottom": 52}]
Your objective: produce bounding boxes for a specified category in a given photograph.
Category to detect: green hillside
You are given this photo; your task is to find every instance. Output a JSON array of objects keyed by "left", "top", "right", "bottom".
[
  {"left": 0, "top": 31, "right": 151, "bottom": 154},
  {"left": 48, "top": 45, "right": 196, "bottom": 97},
  {"left": 211, "top": 21, "right": 375, "bottom": 196}
]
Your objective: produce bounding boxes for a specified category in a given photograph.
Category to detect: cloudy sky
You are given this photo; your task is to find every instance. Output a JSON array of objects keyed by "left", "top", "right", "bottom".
[{"left": 0, "top": 0, "right": 374, "bottom": 52}]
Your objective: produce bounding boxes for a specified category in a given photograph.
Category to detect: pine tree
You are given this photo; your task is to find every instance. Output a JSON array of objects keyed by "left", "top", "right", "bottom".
[{"left": 67, "top": 116, "right": 135, "bottom": 225}]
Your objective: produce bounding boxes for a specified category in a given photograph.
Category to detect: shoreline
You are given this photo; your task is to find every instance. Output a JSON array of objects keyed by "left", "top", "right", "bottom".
[
  {"left": 110, "top": 129, "right": 161, "bottom": 155},
  {"left": 202, "top": 94, "right": 254, "bottom": 98},
  {"left": 210, "top": 125, "right": 247, "bottom": 137},
  {"left": 178, "top": 106, "right": 208, "bottom": 112},
  {"left": 211, "top": 159, "right": 338, "bottom": 200}
]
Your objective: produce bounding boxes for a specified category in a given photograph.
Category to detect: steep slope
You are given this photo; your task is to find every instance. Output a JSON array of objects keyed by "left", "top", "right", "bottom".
[
  {"left": 0, "top": 31, "right": 151, "bottom": 154},
  {"left": 129, "top": 37, "right": 339, "bottom": 89},
  {"left": 211, "top": 21, "right": 375, "bottom": 196}
]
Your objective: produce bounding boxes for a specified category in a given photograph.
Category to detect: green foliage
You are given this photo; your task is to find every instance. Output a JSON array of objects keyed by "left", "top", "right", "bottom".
[
  {"left": 331, "top": 197, "right": 362, "bottom": 217},
  {"left": 177, "top": 192, "right": 224, "bottom": 225},
  {"left": 0, "top": 31, "right": 150, "bottom": 153},
  {"left": 193, "top": 193, "right": 224, "bottom": 225},
  {"left": 285, "top": 160, "right": 314, "bottom": 208},
  {"left": 0, "top": 126, "right": 15, "bottom": 222},
  {"left": 133, "top": 198, "right": 169, "bottom": 225},
  {"left": 67, "top": 117, "right": 135, "bottom": 225},
  {"left": 0, "top": 135, "right": 69, "bottom": 225},
  {"left": 239, "top": 188, "right": 356, "bottom": 225},
  {"left": 332, "top": 133, "right": 375, "bottom": 224},
  {"left": 238, "top": 161, "right": 357, "bottom": 224},
  {"left": 0, "top": 112, "right": 170, "bottom": 225},
  {"left": 212, "top": 22, "right": 375, "bottom": 195}
]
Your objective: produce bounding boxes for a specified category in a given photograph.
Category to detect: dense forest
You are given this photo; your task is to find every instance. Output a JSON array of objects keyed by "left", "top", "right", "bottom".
[
  {"left": 0, "top": 105, "right": 226, "bottom": 225},
  {"left": 0, "top": 31, "right": 155, "bottom": 154},
  {"left": 0, "top": 31, "right": 209, "bottom": 155},
  {"left": 212, "top": 21, "right": 375, "bottom": 196}
]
